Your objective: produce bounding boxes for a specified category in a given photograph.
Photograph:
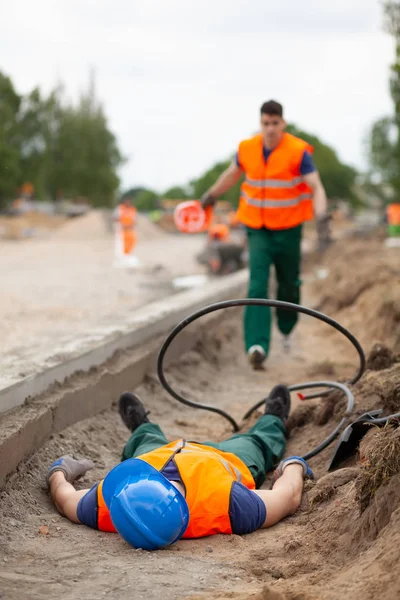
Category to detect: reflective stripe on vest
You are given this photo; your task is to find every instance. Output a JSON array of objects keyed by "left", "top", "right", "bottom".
[
  {"left": 245, "top": 176, "right": 304, "bottom": 188},
  {"left": 240, "top": 190, "right": 313, "bottom": 209}
]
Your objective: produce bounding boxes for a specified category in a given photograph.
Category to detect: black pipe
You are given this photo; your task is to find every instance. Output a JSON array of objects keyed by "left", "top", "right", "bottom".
[{"left": 157, "top": 299, "right": 365, "bottom": 458}]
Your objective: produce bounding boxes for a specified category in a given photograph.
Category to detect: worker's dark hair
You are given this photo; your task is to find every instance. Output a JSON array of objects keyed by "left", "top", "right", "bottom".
[{"left": 260, "top": 100, "right": 283, "bottom": 118}]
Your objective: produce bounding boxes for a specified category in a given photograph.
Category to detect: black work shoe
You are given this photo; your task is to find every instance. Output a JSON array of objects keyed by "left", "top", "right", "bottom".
[
  {"left": 264, "top": 384, "right": 291, "bottom": 423},
  {"left": 119, "top": 392, "right": 150, "bottom": 432}
]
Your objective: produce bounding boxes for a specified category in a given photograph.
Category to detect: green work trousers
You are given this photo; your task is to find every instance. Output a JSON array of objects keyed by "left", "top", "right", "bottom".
[
  {"left": 244, "top": 224, "right": 302, "bottom": 357},
  {"left": 121, "top": 414, "right": 286, "bottom": 489}
]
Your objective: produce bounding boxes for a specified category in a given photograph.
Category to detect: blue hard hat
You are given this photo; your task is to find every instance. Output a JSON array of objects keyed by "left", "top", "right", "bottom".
[{"left": 102, "top": 458, "right": 189, "bottom": 551}]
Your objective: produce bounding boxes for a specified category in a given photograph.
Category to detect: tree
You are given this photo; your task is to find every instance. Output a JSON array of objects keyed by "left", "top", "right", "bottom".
[
  {"left": 0, "top": 73, "right": 21, "bottom": 206},
  {"left": 121, "top": 187, "right": 147, "bottom": 201},
  {"left": 18, "top": 87, "right": 62, "bottom": 200},
  {"left": 368, "top": 1, "right": 400, "bottom": 198},
  {"left": 286, "top": 124, "right": 359, "bottom": 204},
  {"left": 161, "top": 186, "right": 189, "bottom": 200},
  {"left": 0, "top": 70, "right": 124, "bottom": 208},
  {"left": 134, "top": 189, "right": 160, "bottom": 211},
  {"left": 48, "top": 78, "right": 124, "bottom": 206}
]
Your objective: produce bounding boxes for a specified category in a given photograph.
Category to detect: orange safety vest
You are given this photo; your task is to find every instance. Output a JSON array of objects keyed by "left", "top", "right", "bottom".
[
  {"left": 387, "top": 203, "right": 400, "bottom": 226},
  {"left": 117, "top": 204, "right": 136, "bottom": 229},
  {"left": 236, "top": 132, "right": 314, "bottom": 230},
  {"left": 116, "top": 204, "right": 137, "bottom": 254},
  {"left": 97, "top": 440, "right": 255, "bottom": 538}
]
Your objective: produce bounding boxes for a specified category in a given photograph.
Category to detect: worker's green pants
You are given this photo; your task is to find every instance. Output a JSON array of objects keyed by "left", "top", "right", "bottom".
[
  {"left": 244, "top": 225, "right": 302, "bottom": 357},
  {"left": 121, "top": 415, "right": 286, "bottom": 489}
]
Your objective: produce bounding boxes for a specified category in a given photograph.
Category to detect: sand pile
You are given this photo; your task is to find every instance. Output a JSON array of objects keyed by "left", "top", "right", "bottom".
[
  {"left": 52, "top": 210, "right": 110, "bottom": 240},
  {"left": 312, "top": 238, "right": 400, "bottom": 352},
  {"left": 0, "top": 212, "right": 66, "bottom": 240},
  {"left": 52, "top": 210, "right": 167, "bottom": 243}
]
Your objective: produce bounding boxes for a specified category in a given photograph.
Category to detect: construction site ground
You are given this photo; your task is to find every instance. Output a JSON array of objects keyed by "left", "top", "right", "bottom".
[
  {"left": 0, "top": 211, "right": 206, "bottom": 389},
  {"left": 1, "top": 222, "right": 400, "bottom": 599}
]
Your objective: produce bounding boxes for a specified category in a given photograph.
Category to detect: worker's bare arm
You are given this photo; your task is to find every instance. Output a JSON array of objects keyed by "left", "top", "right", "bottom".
[
  {"left": 49, "top": 471, "right": 89, "bottom": 524},
  {"left": 303, "top": 171, "right": 328, "bottom": 218},
  {"left": 254, "top": 464, "right": 305, "bottom": 527},
  {"left": 208, "top": 161, "right": 244, "bottom": 198}
]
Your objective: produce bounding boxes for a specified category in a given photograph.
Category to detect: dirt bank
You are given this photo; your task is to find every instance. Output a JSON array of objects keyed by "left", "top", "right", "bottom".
[
  {"left": 311, "top": 236, "right": 400, "bottom": 352},
  {"left": 1, "top": 234, "right": 399, "bottom": 600}
]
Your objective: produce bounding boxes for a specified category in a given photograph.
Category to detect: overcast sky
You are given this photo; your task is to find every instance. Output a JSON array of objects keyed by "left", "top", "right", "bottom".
[{"left": 0, "top": 0, "right": 394, "bottom": 192}]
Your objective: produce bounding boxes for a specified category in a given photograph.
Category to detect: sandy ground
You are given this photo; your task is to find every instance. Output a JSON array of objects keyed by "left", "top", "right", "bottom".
[
  {"left": 0, "top": 212, "right": 207, "bottom": 389},
  {"left": 1, "top": 233, "right": 399, "bottom": 599}
]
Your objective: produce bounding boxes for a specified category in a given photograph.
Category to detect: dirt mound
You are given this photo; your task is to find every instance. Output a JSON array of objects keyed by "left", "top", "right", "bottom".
[
  {"left": 354, "top": 362, "right": 400, "bottom": 414},
  {"left": 283, "top": 355, "right": 400, "bottom": 596},
  {"left": 312, "top": 239, "right": 400, "bottom": 352},
  {"left": 0, "top": 212, "right": 66, "bottom": 239},
  {"left": 52, "top": 210, "right": 110, "bottom": 240},
  {"left": 366, "top": 343, "right": 396, "bottom": 371},
  {"left": 52, "top": 210, "right": 167, "bottom": 243},
  {"left": 356, "top": 426, "right": 400, "bottom": 511}
]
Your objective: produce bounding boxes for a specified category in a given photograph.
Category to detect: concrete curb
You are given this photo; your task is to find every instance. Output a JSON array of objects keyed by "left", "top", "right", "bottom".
[
  {"left": 0, "top": 270, "right": 247, "bottom": 487},
  {"left": 0, "top": 270, "right": 248, "bottom": 415}
]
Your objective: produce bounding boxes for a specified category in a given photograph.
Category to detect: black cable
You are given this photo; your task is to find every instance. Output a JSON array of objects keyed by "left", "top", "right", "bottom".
[{"left": 157, "top": 299, "right": 366, "bottom": 457}]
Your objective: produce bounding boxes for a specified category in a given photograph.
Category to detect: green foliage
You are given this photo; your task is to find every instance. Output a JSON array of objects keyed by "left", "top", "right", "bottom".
[
  {"left": 190, "top": 160, "right": 243, "bottom": 207},
  {"left": 0, "top": 73, "right": 21, "bottom": 204},
  {"left": 368, "top": 1, "right": 400, "bottom": 198},
  {"left": 161, "top": 186, "right": 189, "bottom": 200},
  {"left": 134, "top": 189, "right": 160, "bottom": 211},
  {"left": 286, "top": 124, "right": 358, "bottom": 203},
  {"left": 120, "top": 186, "right": 161, "bottom": 211},
  {"left": 47, "top": 85, "right": 123, "bottom": 206},
  {"left": 121, "top": 187, "right": 147, "bottom": 201},
  {"left": 0, "top": 70, "right": 123, "bottom": 208}
]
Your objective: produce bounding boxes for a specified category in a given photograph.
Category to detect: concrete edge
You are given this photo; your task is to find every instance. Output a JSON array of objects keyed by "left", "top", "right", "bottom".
[
  {"left": 0, "top": 270, "right": 248, "bottom": 415},
  {"left": 0, "top": 270, "right": 247, "bottom": 487}
]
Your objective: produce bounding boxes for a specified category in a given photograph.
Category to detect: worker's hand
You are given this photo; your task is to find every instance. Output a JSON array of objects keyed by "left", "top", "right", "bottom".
[
  {"left": 46, "top": 455, "right": 95, "bottom": 485},
  {"left": 200, "top": 192, "right": 216, "bottom": 209},
  {"left": 316, "top": 213, "right": 333, "bottom": 253},
  {"left": 271, "top": 456, "right": 314, "bottom": 488}
]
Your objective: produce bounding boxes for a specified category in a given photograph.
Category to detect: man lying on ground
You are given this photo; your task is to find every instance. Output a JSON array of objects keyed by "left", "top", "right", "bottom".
[{"left": 47, "top": 385, "right": 313, "bottom": 550}]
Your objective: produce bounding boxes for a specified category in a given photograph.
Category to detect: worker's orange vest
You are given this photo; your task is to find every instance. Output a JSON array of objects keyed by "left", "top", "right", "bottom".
[
  {"left": 97, "top": 440, "right": 255, "bottom": 538},
  {"left": 387, "top": 203, "right": 400, "bottom": 225},
  {"left": 236, "top": 132, "right": 314, "bottom": 230},
  {"left": 117, "top": 205, "right": 136, "bottom": 229}
]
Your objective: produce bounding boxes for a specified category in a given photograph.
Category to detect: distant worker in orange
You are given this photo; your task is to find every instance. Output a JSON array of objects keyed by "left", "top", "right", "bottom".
[
  {"left": 201, "top": 100, "right": 331, "bottom": 370},
  {"left": 208, "top": 219, "right": 230, "bottom": 243},
  {"left": 114, "top": 198, "right": 137, "bottom": 255}
]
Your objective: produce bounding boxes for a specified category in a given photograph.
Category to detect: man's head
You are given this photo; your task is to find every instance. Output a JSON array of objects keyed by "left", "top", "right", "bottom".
[
  {"left": 103, "top": 458, "right": 189, "bottom": 550},
  {"left": 260, "top": 100, "right": 286, "bottom": 148}
]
